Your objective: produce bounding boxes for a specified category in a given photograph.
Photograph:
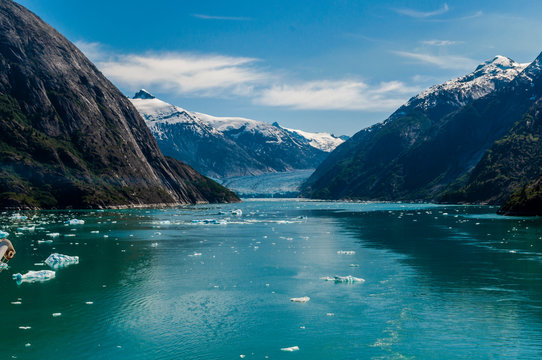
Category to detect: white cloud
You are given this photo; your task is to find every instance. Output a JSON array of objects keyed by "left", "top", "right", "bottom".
[
  {"left": 191, "top": 14, "right": 251, "bottom": 21},
  {"left": 256, "top": 80, "right": 420, "bottom": 111},
  {"left": 84, "top": 48, "right": 268, "bottom": 97},
  {"left": 393, "top": 51, "right": 478, "bottom": 70},
  {"left": 421, "top": 40, "right": 462, "bottom": 46},
  {"left": 395, "top": 3, "right": 449, "bottom": 18},
  {"left": 75, "top": 41, "right": 422, "bottom": 112}
]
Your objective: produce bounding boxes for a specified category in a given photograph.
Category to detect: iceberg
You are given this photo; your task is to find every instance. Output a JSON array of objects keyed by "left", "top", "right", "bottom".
[
  {"left": 45, "top": 253, "right": 79, "bottom": 268},
  {"left": 65, "top": 219, "right": 85, "bottom": 225},
  {"left": 290, "top": 296, "right": 310, "bottom": 303},
  {"left": 320, "top": 275, "right": 365, "bottom": 283},
  {"left": 13, "top": 270, "right": 55, "bottom": 283}
]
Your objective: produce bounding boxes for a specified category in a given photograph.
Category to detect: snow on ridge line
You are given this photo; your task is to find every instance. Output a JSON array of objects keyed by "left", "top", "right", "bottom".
[{"left": 130, "top": 92, "right": 346, "bottom": 152}]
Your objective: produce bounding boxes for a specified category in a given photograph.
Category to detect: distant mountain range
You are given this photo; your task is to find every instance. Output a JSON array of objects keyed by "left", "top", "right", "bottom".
[
  {"left": 302, "top": 54, "right": 542, "bottom": 215},
  {"left": 131, "top": 90, "right": 346, "bottom": 178},
  {"left": 0, "top": 0, "right": 238, "bottom": 209}
]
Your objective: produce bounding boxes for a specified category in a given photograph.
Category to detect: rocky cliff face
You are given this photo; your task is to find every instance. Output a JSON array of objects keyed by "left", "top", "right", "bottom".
[
  {"left": 0, "top": 0, "right": 238, "bottom": 208},
  {"left": 301, "top": 56, "right": 531, "bottom": 201}
]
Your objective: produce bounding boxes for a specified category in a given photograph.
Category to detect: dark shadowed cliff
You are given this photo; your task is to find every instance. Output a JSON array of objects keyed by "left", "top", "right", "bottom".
[{"left": 0, "top": 0, "right": 239, "bottom": 208}]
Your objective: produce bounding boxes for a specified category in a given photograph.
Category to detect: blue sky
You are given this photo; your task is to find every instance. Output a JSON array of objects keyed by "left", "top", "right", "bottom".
[{"left": 17, "top": 0, "right": 542, "bottom": 135}]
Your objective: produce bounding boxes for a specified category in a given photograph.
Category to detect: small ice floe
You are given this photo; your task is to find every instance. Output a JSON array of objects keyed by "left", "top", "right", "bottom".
[
  {"left": 326, "top": 313, "right": 335, "bottom": 316},
  {"left": 281, "top": 346, "right": 299, "bottom": 352},
  {"left": 290, "top": 296, "right": 310, "bottom": 303},
  {"left": 46, "top": 233, "right": 60, "bottom": 238},
  {"left": 85, "top": 301, "right": 94, "bottom": 305},
  {"left": 10, "top": 214, "right": 27, "bottom": 221},
  {"left": 90, "top": 230, "right": 99, "bottom": 234},
  {"left": 17, "top": 226, "right": 35, "bottom": 231},
  {"left": 11, "top": 301, "right": 21, "bottom": 305},
  {"left": 65, "top": 219, "right": 84, "bottom": 225},
  {"left": 13, "top": 270, "right": 56, "bottom": 284},
  {"left": 337, "top": 250, "right": 355, "bottom": 255},
  {"left": 191, "top": 219, "right": 227, "bottom": 225},
  {"left": 45, "top": 253, "right": 79, "bottom": 269},
  {"left": 320, "top": 275, "right": 365, "bottom": 283},
  {"left": 231, "top": 209, "right": 243, "bottom": 216},
  {"left": 0, "top": 230, "right": 8, "bottom": 238},
  {"left": 37, "top": 240, "right": 53, "bottom": 244},
  {"left": 52, "top": 313, "right": 61, "bottom": 317},
  {"left": 189, "top": 252, "right": 202, "bottom": 257},
  {"left": 19, "top": 326, "right": 31, "bottom": 330},
  {"left": 150, "top": 242, "right": 158, "bottom": 248},
  {"left": 349, "top": 264, "right": 360, "bottom": 267}
]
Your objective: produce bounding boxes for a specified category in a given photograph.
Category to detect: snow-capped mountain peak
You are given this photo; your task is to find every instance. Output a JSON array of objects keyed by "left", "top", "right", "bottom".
[
  {"left": 133, "top": 89, "right": 156, "bottom": 100},
  {"left": 401, "top": 55, "right": 530, "bottom": 114}
]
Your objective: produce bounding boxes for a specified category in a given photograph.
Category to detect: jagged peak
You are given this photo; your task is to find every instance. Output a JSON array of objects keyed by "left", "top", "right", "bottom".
[{"left": 133, "top": 89, "right": 155, "bottom": 100}]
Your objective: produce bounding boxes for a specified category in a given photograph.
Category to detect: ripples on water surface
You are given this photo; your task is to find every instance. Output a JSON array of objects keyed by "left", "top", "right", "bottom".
[{"left": 2, "top": 200, "right": 542, "bottom": 359}]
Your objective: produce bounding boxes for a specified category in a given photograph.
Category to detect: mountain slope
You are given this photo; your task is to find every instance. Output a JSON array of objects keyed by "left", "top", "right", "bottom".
[
  {"left": 0, "top": 0, "right": 238, "bottom": 209},
  {"left": 131, "top": 91, "right": 345, "bottom": 178},
  {"left": 441, "top": 55, "right": 542, "bottom": 205},
  {"left": 302, "top": 56, "right": 530, "bottom": 201}
]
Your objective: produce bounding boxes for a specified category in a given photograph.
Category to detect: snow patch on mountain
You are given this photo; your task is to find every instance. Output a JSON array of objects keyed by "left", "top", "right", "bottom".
[
  {"left": 131, "top": 93, "right": 345, "bottom": 152},
  {"left": 405, "top": 55, "right": 529, "bottom": 111}
]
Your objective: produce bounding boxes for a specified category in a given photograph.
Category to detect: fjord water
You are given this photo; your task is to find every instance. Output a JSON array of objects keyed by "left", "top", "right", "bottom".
[{"left": 2, "top": 201, "right": 542, "bottom": 359}]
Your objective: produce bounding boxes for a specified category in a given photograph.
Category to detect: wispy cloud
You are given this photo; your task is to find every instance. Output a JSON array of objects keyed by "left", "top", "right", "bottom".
[
  {"left": 421, "top": 40, "right": 462, "bottom": 46},
  {"left": 75, "top": 42, "right": 268, "bottom": 97},
  {"left": 191, "top": 14, "right": 251, "bottom": 21},
  {"left": 394, "top": 3, "right": 449, "bottom": 18},
  {"left": 256, "top": 80, "right": 420, "bottom": 111},
  {"left": 393, "top": 51, "right": 478, "bottom": 70},
  {"left": 76, "top": 41, "right": 421, "bottom": 112}
]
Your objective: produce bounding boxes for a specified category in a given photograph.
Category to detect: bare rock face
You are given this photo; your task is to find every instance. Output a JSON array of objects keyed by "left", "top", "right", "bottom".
[{"left": 0, "top": 0, "right": 238, "bottom": 208}]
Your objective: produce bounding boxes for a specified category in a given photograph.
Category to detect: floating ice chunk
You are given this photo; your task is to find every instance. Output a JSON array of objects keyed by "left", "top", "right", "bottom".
[
  {"left": 189, "top": 252, "right": 202, "bottom": 257},
  {"left": 45, "top": 253, "right": 79, "bottom": 269},
  {"left": 337, "top": 250, "right": 355, "bottom": 255},
  {"left": 10, "top": 214, "right": 27, "bottom": 221},
  {"left": 0, "top": 230, "right": 8, "bottom": 238},
  {"left": 13, "top": 270, "right": 56, "bottom": 283},
  {"left": 231, "top": 209, "right": 243, "bottom": 216},
  {"left": 281, "top": 346, "right": 299, "bottom": 352},
  {"left": 19, "top": 326, "right": 31, "bottom": 330},
  {"left": 38, "top": 240, "right": 53, "bottom": 244},
  {"left": 290, "top": 296, "right": 310, "bottom": 303},
  {"left": 17, "top": 226, "right": 35, "bottom": 231},
  {"left": 52, "top": 313, "right": 61, "bottom": 317},
  {"left": 192, "top": 219, "right": 227, "bottom": 225},
  {"left": 65, "top": 219, "right": 84, "bottom": 225},
  {"left": 90, "top": 230, "right": 99, "bottom": 234},
  {"left": 349, "top": 264, "right": 360, "bottom": 267},
  {"left": 320, "top": 275, "right": 365, "bottom": 283},
  {"left": 46, "top": 233, "right": 60, "bottom": 237},
  {"left": 0, "top": 263, "right": 8, "bottom": 271}
]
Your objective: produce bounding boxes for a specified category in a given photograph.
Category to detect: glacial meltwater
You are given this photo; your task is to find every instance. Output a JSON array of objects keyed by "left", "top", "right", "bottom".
[{"left": 2, "top": 200, "right": 542, "bottom": 359}]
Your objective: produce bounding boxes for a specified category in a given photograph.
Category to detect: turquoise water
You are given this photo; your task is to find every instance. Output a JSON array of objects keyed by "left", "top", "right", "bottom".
[{"left": 2, "top": 200, "right": 542, "bottom": 359}]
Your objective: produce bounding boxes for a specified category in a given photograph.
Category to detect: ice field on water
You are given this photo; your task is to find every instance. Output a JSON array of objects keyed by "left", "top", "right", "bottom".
[{"left": 2, "top": 200, "right": 542, "bottom": 359}]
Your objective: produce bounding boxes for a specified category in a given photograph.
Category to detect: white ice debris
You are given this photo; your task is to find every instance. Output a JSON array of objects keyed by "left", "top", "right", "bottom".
[
  {"left": 0, "top": 230, "right": 8, "bottom": 238},
  {"left": 321, "top": 275, "right": 365, "bottom": 283},
  {"left": 46, "top": 233, "right": 60, "bottom": 237},
  {"left": 290, "top": 296, "right": 310, "bottom": 303},
  {"left": 13, "top": 270, "right": 56, "bottom": 283},
  {"left": 281, "top": 346, "right": 300, "bottom": 352},
  {"left": 191, "top": 219, "right": 227, "bottom": 225},
  {"left": 45, "top": 253, "right": 79, "bottom": 268},
  {"left": 65, "top": 219, "right": 85, "bottom": 225},
  {"left": 10, "top": 214, "right": 27, "bottom": 220},
  {"left": 337, "top": 250, "right": 356, "bottom": 255}
]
